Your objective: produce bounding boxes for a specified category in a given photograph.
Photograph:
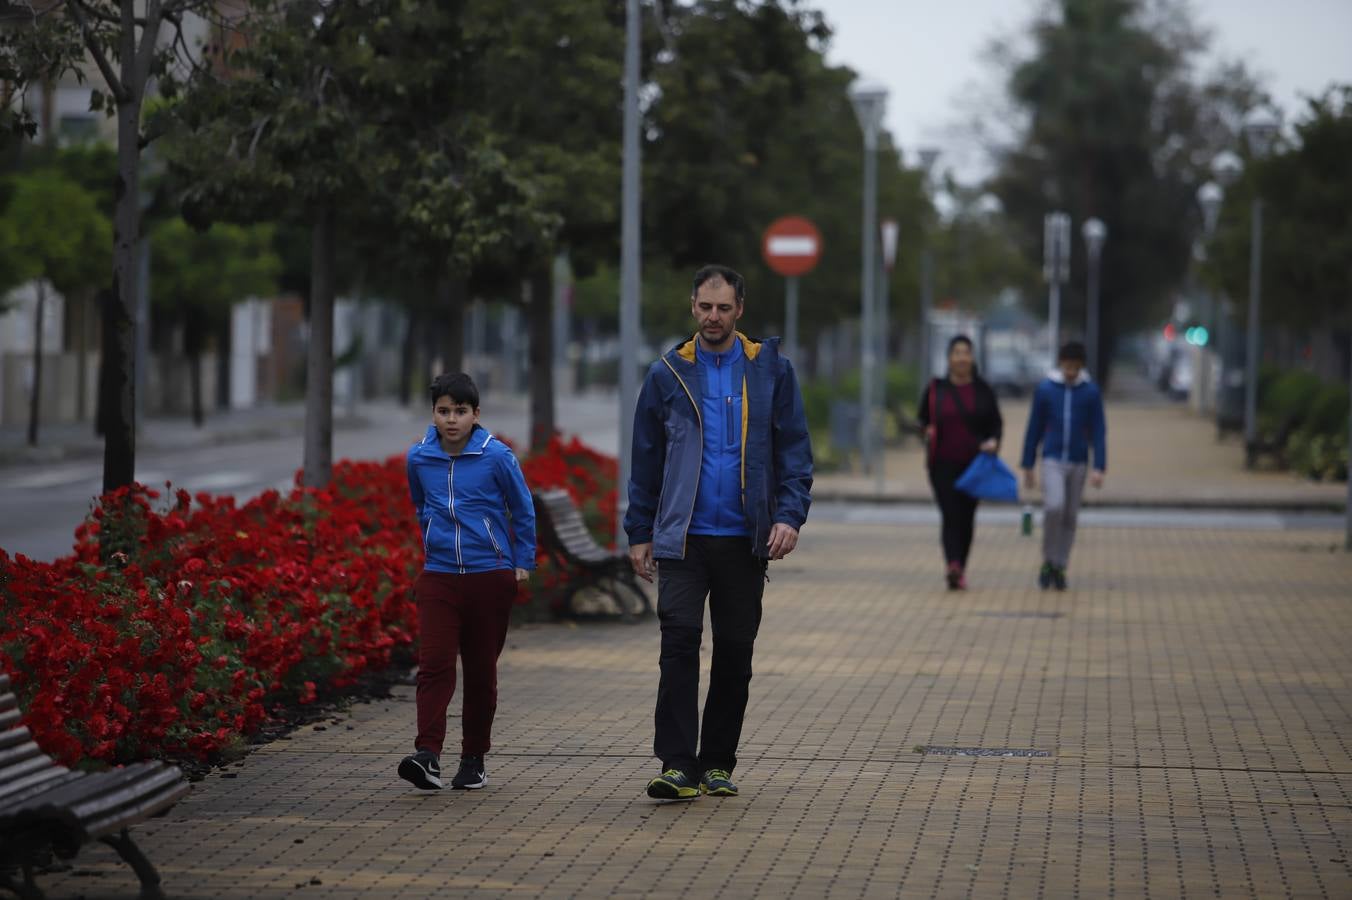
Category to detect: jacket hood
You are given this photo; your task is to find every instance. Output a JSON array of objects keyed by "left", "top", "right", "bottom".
[
  {"left": 668, "top": 331, "right": 774, "bottom": 365},
  {"left": 1047, "top": 368, "right": 1092, "bottom": 386}
]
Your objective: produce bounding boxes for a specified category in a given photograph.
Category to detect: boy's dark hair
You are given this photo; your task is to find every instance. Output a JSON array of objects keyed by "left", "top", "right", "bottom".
[
  {"left": 692, "top": 264, "right": 746, "bottom": 303},
  {"left": 948, "top": 334, "right": 974, "bottom": 355},
  {"left": 1058, "top": 341, "right": 1087, "bottom": 363},
  {"left": 429, "top": 372, "right": 480, "bottom": 409}
]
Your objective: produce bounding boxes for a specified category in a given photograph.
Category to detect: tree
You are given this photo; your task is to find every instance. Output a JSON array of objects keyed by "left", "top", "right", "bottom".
[
  {"left": 2, "top": 0, "right": 213, "bottom": 491},
  {"left": 2, "top": 169, "right": 111, "bottom": 445},
  {"left": 150, "top": 218, "right": 280, "bottom": 425},
  {"left": 985, "top": 0, "right": 1267, "bottom": 384}
]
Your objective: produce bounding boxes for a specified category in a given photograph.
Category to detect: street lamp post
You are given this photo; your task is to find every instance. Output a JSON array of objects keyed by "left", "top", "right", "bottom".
[
  {"left": 918, "top": 148, "right": 940, "bottom": 384},
  {"left": 617, "top": 0, "right": 642, "bottom": 543},
  {"left": 1241, "top": 109, "right": 1279, "bottom": 467},
  {"left": 878, "top": 218, "right": 899, "bottom": 493},
  {"left": 1082, "top": 218, "right": 1107, "bottom": 376},
  {"left": 849, "top": 79, "right": 888, "bottom": 476},
  {"left": 1043, "top": 212, "right": 1071, "bottom": 365}
]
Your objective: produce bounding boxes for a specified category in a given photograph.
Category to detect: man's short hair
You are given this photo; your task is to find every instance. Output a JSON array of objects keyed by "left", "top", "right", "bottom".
[
  {"left": 691, "top": 264, "right": 746, "bottom": 303},
  {"left": 429, "top": 372, "right": 480, "bottom": 409},
  {"left": 1058, "top": 341, "right": 1087, "bottom": 363}
]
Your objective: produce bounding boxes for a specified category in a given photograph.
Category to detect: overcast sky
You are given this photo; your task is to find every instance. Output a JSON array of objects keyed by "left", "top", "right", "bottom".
[{"left": 815, "top": 0, "right": 1352, "bottom": 179}]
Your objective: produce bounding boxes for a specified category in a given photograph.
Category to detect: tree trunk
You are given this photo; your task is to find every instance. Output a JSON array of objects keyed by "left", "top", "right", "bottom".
[
  {"left": 27, "top": 280, "right": 46, "bottom": 446},
  {"left": 400, "top": 306, "right": 419, "bottom": 407},
  {"left": 527, "top": 267, "right": 556, "bottom": 450},
  {"left": 101, "top": 92, "right": 142, "bottom": 494},
  {"left": 303, "top": 207, "right": 336, "bottom": 489},
  {"left": 435, "top": 271, "right": 466, "bottom": 375}
]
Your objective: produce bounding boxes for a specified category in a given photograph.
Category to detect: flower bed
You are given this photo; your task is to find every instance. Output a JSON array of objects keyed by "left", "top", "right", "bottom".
[{"left": 0, "top": 435, "right": 617, "bottom": 766}]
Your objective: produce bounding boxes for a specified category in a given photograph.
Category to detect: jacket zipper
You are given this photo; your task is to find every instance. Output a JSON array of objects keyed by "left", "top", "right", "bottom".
[
  {"left": 448, "top": 461, "right": 464, "bottom": 574},
  {"left": 484, "top": 517, "right": 504, "bottom": 559},
  {"left": 423, "top": 518, "right": 433, "bottom": 550},
  {"left": 1062, "top": 383, "right": 1072, "bottom": 462},
  {"left": 662, "top": 356, "right": 702, "bottom": 557}
]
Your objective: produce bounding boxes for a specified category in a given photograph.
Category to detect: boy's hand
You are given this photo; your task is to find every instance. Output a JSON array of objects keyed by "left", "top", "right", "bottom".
[
  {"left": 629, "top": 542, "right": 656, "bottom": 583},
  {"left": 767, "top": 523, "right": 799, "bottom": 560},
  {"left": 1089, "top": 471, "right": 1105, "bottom": 489},
  {"left": 1023, "top": 468, "right": 1037, "bottom": 489},
  {"left": 515, "top": 568, "right": 529, "bottom": 582}
]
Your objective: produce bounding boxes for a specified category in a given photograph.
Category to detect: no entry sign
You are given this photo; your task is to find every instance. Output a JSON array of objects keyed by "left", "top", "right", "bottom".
[{"left": 762, "top": 216, "right": 822, "bottom": 278}]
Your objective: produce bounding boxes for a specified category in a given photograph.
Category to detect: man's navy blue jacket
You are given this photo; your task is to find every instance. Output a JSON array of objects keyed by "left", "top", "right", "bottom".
[{"left": 625, "top": 332, "right": 813, "bottom": 560}]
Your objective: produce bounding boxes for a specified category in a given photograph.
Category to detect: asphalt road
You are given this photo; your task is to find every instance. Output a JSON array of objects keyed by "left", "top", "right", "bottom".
[{"left": 0, "top": 394, "right": 623, "bottom": 563}]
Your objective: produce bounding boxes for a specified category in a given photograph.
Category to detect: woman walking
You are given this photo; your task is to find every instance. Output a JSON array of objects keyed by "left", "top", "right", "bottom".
[{"left": 916, "top": 335, "right": 1003, "bottom": 589}]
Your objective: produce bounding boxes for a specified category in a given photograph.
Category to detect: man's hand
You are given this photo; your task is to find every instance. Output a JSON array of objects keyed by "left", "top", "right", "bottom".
[
  {"left": 924, "top": 425, "right": 935, "bottom": 442},
  {"left": 515, "top": 567, "right": 530, "bottom": 582},
  {"left": 767, "top": 523, "right": 799, "bottom": 560},
  {"left": 629, "top": 542, "right": 656, "bottom": 583},
  {"left": 1023, "top": 468, "right": 1037, "bottom": 490},
  {"left": 980, "top": 438, "right": 998, "bottom": 453},
  {"left": 1089, "top": 471, "right": 1105, "bottom": 489}
]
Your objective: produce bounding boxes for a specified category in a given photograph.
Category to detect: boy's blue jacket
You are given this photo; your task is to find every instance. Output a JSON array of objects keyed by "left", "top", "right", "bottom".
[
  {"left": 1020, "top": 370, "right": 1107, "bottom": 471},
  {"left": 625, "top": 332, "right": 813, "bottom": 560},
  {"left": 406, "top": 424, "right": 537, "bottom": 574}
]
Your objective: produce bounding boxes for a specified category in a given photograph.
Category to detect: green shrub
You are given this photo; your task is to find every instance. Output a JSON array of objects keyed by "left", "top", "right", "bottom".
[{"left": 1260, "top": 369, "right": 1323, "bottom": 431}]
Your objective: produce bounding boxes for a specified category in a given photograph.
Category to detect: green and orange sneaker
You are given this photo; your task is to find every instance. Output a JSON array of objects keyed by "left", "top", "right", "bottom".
[
  {"left": 646, "top": 769, "right": 700, "bottom": 801},
  {"left": 700, "top": 769, "right": 738, "bottom": 797}
]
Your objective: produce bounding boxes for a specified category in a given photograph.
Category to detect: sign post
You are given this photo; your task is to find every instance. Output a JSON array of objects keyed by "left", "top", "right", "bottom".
[
  {"left": 877, "top": 219, "right": 899, "bottom": 492},
  {"left": 1043, "top": 211, "right": 1072, "bottom": 365},
  {"left": 761, "top": 216, "right": 823, "bottom": 364}
]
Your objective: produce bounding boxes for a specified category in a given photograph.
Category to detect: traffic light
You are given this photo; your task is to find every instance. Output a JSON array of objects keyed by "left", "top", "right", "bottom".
[
  {"left": 1164, "top": 323, "right": 1177, "bottom": 341},
  {"left": 1184, "top": 326, "right": 1210, "bottom": 347}
]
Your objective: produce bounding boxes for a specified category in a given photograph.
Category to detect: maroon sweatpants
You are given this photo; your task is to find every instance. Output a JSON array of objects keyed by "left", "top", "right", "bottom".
[{"left": 413, "top": 569, "right": 517, "bottom": 758}]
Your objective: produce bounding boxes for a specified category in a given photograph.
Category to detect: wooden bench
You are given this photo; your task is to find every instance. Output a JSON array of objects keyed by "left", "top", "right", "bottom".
[
  {"left": 0, "top": 673, "right": 190, "bottom": 900},
  {"left": 1245, "top": 415, "right": 1298, "bottom": 469},
  {"left": 533, "top": 489, "right": 651, "bottom": 620}
]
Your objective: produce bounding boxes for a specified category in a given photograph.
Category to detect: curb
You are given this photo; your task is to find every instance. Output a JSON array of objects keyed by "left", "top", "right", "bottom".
[{"left": 810, "top": 490, "right": 1347, "bottom": 514}]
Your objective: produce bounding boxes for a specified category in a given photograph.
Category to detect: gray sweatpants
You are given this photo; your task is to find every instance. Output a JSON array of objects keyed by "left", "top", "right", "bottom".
[{"left": 1042, "top": 459, "right": 1088, "bottom": 569}]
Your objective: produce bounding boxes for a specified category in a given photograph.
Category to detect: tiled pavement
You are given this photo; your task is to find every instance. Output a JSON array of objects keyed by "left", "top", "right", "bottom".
[{"left": 41, "top": 520, "right": 1352, "bottom": 899}]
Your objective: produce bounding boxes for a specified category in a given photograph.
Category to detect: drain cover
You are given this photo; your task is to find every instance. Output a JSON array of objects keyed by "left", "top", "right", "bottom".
[
  {"left": 974, "top": 611, "right": 1065, "bottom": 619},
  {"left": 914, "top": 746, "right": 1051, "bottom": 758}
]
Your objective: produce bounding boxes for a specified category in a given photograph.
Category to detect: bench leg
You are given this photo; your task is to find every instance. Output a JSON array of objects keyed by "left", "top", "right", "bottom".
[
  {"left": 0, "top": 863, "right": 45, "bottom": 900},
  {"left": 100, "top": 830, "right": 166, "bottom": 900}
]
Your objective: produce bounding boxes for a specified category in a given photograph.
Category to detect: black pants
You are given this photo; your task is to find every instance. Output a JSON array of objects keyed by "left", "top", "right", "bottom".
[
  {"left": 654, "top": 535, "right": 766, "bottom": 780},
  {"left": 929, "top": 461, "right": 979, "bottom": 567}
]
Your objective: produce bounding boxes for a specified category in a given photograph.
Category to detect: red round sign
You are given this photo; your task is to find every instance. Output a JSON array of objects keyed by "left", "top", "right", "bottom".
[{"left": 761, "top": 216, "right": 822, "bottom": 278}]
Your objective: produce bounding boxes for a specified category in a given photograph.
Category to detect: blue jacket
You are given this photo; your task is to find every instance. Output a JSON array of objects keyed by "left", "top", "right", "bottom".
[
  {"left": 689, "top": 339, "right": 750, "bottom": 537},
  {"left": 1020, "top": 371, "right": 1107, "bottom": 471},
  {"left": 406, "top": 424, "right": 537, "bottom": 575},
  {"left": 625, "top": 332, "right": 813, "bottom": 560}
]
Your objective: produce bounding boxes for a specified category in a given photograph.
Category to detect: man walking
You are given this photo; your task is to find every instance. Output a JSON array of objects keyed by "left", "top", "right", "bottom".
[
  {"left": 1020, "top": 341, "right": 1107, "bottom": 591},
  {"left": 626, "top": 264, "right": 813, "bottom": 801}
]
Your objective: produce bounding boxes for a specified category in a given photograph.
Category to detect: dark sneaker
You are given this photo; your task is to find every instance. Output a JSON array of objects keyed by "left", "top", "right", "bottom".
[
  {"left": 1039, "top": 562, "right": 1055, "bottom": 590},
  {"left": 946, "top": 563, "right": 963, "bottom": 591},
  {"left": 700, "top": 769, "right": 738, "bottom": 797},
  {"left": 1053, "top": 567, "right": 1068, "bottom": 592},
  {"left": 398, "top": 750, "right": 442, "bottom": 790},
  {"left": 646, "top": 769, "right": 700, "bottom": 801},
  {"left": 451, "top": 755, "right": 487, "bottom": 790}
]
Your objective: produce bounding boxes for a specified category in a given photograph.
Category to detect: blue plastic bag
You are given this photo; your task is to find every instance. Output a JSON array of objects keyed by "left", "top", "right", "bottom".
[{"left": 955, "top": 452, "right": 1020, "bottom": 503}]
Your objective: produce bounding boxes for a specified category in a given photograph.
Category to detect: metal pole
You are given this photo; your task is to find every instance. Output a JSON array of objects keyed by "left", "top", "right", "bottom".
[
  {"left": 1048, "top": 280, "right": 1061, "bottom": 369},
  {"left": 875, "top": 257, "right": 888, "bottom": 493},
  {"left": 920, "top": 248, "right": 933, "bottom": 383},
  {"left": 859, "top": 130, "right": 878, "bottom": 475},
  {"left": 1345, "top": 331, "right": 1351, "bottom": 551},
  {"left": 617, "top": 0, "right": 642, "bottom": 543},
  {"left": 134, "top": 236, "right": 150, "bottom": 429},
  {"left": 784, "top": 276, "right": 799, "bottom": 363},
  {"left": 1087, "top": 247, "right": 1101, "bottom": 376},
  {"left": 1244, "top": 196, "right": 1262, "bottom": 463}
]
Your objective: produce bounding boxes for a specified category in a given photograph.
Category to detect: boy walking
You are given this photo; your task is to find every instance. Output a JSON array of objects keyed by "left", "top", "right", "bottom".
[
  {"left": 398, "top": 373, "right": 535, "bottom": 790},
  {"left": 1020, "top": 342, "right": 1107, "bottom": 591},
  {"left": 627, "top": 265, "right": 813, "bottom": 801}
]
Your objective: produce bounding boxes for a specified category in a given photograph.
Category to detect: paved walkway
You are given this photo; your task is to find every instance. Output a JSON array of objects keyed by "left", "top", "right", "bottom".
[
  {"left": 39, "top": 519, "right": 1352, "bottom": 899},
  {"left": 815, "top": 400, "right": 1347, "bottom": 511}
]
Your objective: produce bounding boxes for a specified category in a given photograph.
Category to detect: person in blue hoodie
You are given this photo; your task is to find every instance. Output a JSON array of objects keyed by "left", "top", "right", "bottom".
[
  {"left": 398, "top": 373, "right": 536, "bottom": 792},
  {"left": 1020, "top": 341, "right": 1107, "bottom": 591},
  {"left": 626, "top": 264, "right": 813, "bottom": 802}
]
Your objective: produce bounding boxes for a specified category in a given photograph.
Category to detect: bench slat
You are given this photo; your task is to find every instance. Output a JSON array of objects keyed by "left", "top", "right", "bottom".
[
  {"left": 0, "top": 738, "right": 47, "bottom": 772},
  {"left": 0, "top": 724, "right": 32, "bottom": 753},
  {"left": 0, "top": 753, "right": 64, "bottom": 796},
  {"left": 0, "top": 767, "right": 81, "bottom": 809},
  {"left": 78, "top": 778, "right": 193, "bottom": 841},
  {"left": 0, "top": 708, "right": 20, "bottom": 732}
]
